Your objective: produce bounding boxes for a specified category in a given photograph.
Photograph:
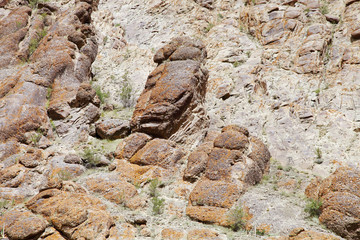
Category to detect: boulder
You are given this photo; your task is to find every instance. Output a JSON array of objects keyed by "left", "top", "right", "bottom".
[
  {"left": 185, "top": 125, "right": 270, "bottom": 225},
  {"left": 267, "top": 228, "right": 341, "bottom": 239},
  {"left": 26, "top": 189, "right": 117, "bottom": 240},
  {"left": 0, "top": 209, "right": 47, "bottom": 240},
  {"left": 95, "top": 119, "right": 130, "bottom": 140},
  {"left": 305, "top": 167, "right": 360, "bottom": 240},
  {"left": 131, "top": 37, "right": 209, "bottom": 140}
]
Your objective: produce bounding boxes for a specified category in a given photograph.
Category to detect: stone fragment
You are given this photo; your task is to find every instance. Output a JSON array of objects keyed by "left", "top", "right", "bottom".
[
  {"left": 115, "top": 132, "right": 152, "bottom": 160},
  {"left": 266, "top": 228, "right": 341, "bottom": 239},
  {"left": 96, "top": 119, "right": 130, "bottom": 140},
  {"left": 129, "top": 138, "right": 184, "bottom": 168},
  {"left": 183, "top": 150, "right": 208, "bottom": 182},
  {"left": 64, "top": 154, "right": 83, "bottom": 165},
  {"left": 161, "top": 228, "right": 185, "bottom": 240},
  {"left": 325, "top": 14, "right": 340, "bottom": 24},
  {"left": 0, "top": 210, "right": 47, "bottom": 240},
  {"left": 187, "top": 229, "right": 221, "bottom": 240},
  {"left": 26, "top": 189, "right": 115, "bottom": 240}
]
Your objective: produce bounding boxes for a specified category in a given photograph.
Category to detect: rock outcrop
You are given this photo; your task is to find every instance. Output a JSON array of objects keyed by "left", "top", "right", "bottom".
[
  {"left": 305, "top": 167, "right": 360, "bottom": 240},
  {"left": 130, "top": 37, "right": 209, "bottom": 142},
  {"left": 185, "top": 125, "right": 270, "bottom": 226}
]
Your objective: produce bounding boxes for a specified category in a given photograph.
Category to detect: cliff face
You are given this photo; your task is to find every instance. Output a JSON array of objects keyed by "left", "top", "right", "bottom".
[{"left": 0, "top": 0, "right": 359, "bottom": 239}]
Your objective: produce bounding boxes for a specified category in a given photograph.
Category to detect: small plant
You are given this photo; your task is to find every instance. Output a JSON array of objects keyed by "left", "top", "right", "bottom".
[
  {"left": 315, "top": 147, "right": 322, "bottom": 159},
  {"left": 304, "top": 8, "right": 310, "bottom": 14},
  {"left": 29, "top": 128, "right": 43, "bottom": 146},
  {"left": 94, "top": 86, "right": 110, "bottom": 104},
  {"left": 120, "top": 71, "right": 133, "bottom": 108},
  {"left": 57, "top": 169, "right": 72, "bottom": 181},
  {"left": 320, "top": 2, "right": 329, "bottom": 15},
  {"left": 81, "top": 147, "right": 100, "bottom": 168},
  {"left": 103, "top": 36, "right": 108, "bottom": 45},
  {"left": 151, "top": 196, "right": 165, "bottom": 215},
  {"left": 29, "top": 0, "right": 49, "bottom": 9},
  {"left": 314, "top": 88, "right": 320, "bottom": 96},
  {"left": 28, "top": 28, "right": 47, "bottom": 56},
  {"left": 232, "top": 61, "right": 242, "bottom": 68},
  {"left": 149, "top": 178, "right": 160, "bottom": 197},
  {"left": 204, "top": 22, "right": 215, "bottom": 33},
  {"left": 305, "top": 198, "right": 322, "bottom": 217},
  {"left": 256, "top": 229, "right": 266, "bottom": 236},
  {"left": 1, "top": 224, "right": 5, "bottom": 238},
  {"left": 227, "top": 205, "right": 247, "bottom": 231},
  {"left": 217, "top": 13, "right": 223, "bottom": 19}
]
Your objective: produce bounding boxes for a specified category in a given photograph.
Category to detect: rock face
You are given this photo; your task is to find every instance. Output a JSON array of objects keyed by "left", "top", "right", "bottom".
[
  {"left": 267, "top": 228, "right": 341, "bottom": 240},
  {"left": 130, "top": 37, "right": 209, "bottom": 141},
  {"left": 305, "top": 167, "right": 360, "bottom": 240},
  {"left": 26, "top": 189, "right": 118, "bottom": 240},
  {"left": 185, "top": 125, "right": 271, "bottom": 225}
]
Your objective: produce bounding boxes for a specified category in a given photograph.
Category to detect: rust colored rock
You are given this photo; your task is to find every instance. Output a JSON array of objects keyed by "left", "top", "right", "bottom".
[
  {"left": 247, "top": 136, "right": 271, "bottom": 174},
  {"left": 305, "top": 167, "right": 360, "bottom": 240},
  {"left": 70, "top": 82, "right": 97, "bottom": 108},
  {"left": 161, "top": 228, "right": 185, "bottom": 240},
  {"left": 19, "top": 149, "right": 44, "bottom": 168},
  {"left": 187, "top": 229, "right": 221, "bottom": 240},
  {"left": 186, "top": 205, "right": 229, "bottom": 226},
  {"left": 183, "top": 150, "right": 208, "bottom": 182},
  {"left": 185, "top": 125, "right": 270, "bottom": 225},
  {"left": 213, "top": 130, "right": 249, "bottom": 150},
  {"left": 0, "top": 0, "right": 9, "bottom": 7},
  {"left": 266, "top": 228, "right": 341, "bottom": 239},
  {"left": 26, "top": 189, "right": 115, "bottom": 240},
  {"left": 153, "top": 36, "right": 207, "bottom": 64},
  {"left": 85, "top": 177, "right": 138, "bottom": 208},
  {"left": 0, "top": 210, "right": 47, "bottom": 240},
  {"left": 189, "top": 179, "right": 241, "bottom": 208},
  {"left": 129, "top": 138, "right": 184, "bottom": 168},
  {"left": 115, "top": 132, "right": 152, "bottom": 159},
  {"left": 0, "top": 164, "right": 27, "bottom": 188},
  {"left": 131, "top": 37, "right": 208, "bottom": 140},
  {"left": 205, "top": 148, "right": 240, "bottom": 181},
  {"left": 95, "top": 119, "right": 130, "bottom": 140}
]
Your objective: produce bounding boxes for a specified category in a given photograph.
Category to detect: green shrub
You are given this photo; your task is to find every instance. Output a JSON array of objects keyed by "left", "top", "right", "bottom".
[
  {"left": 120, "top": 72, "right": 133, "bottom": 108},
  {"left": 94, "top": 86, "right": 110, "bottom": 104},
  {"left": 204, "top": 22, "right": 215, "bottom": 33},
  {"left": 151, "top": 196, "right": 165, "bottom": 215},
  {"left": 149, "top": 178, "right": 160, "bottom": 197},
  {"left": 305, "top": 198, "right": 322, "bottom": 217},
  {"left": 227, "top": 205, "right": 247, "bottom": 231},
  {"left": 81, "top": 147, "right": 100, "bottom": 168}
]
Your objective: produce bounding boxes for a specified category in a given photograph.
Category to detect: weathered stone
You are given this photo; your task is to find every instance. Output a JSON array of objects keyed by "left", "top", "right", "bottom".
[
  {"left": 115, "top": 132, "right": 152, "bottom": 159},
  {"left": 153, "top": 37, "right": 206, "bottom": 64},
  {"left": 266, "top": 228, "right": 341, "bottom": 239},
  {"left": 186, "top": 205, "right": 229, "bottom": 226},
  {"left": 183, "top": 150, "right": 208, "bottom": 182},
  {"left": 26, "top": 189, "right": 115, "bottom": 240},
  {"left": 96, "top": 119, "right": 130, "bottom": 140},
  {"left": 161, "top": 228, "right": 185, "bottom": 240},
  {"left": 64, "top": 154, "right": 83, "bottom": 165},
  {"left": 213, "top": 130, "right": 249, "bottom": 150},
  {"left": 189, "top": 179, "right": 241, "bottom": 208},
  {"left": 131, "top": 37, "right": 208, "bottom": 140},
  {"left": 0, "top": 210, "right": 47, "bottom": 240},
  {"left": 129, "top": 138, "right": 184, "bottom": 168},
  {"left": 187, "top": 229, "right": 221, "bottom": 240},
  {"left": 85, "top": 177, "right": 139, "bottom": 208},
  {"left": 70, "top": 82, "right": 97, "bottom": 108},
  {"left": 205, "top": 148, "right": 240, "bottom": 181},
  {"left": 305, "top": 167, "right": 360, "bottom": 240},
  {"left": 194, "top": 0, "right": 215, "bottom": 10},
  {"left": 19, "top": 149, "right": 43, "bottom": 168}
]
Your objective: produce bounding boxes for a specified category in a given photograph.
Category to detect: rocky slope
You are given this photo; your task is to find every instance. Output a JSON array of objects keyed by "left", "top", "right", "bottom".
[{"left": 0, "top": 0, "right": 359, "bottom": 239}]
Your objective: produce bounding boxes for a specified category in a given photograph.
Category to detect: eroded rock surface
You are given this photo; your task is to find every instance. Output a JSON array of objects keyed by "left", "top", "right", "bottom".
[
  {"left": 185, "top": 125, "right": 271, "bottom": 225},
  {"left": 130, "top": 37, "right": 209, "bottom": 142},
  {"left": 305, "top": 167, "right": 360, "bottom": 240}
]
